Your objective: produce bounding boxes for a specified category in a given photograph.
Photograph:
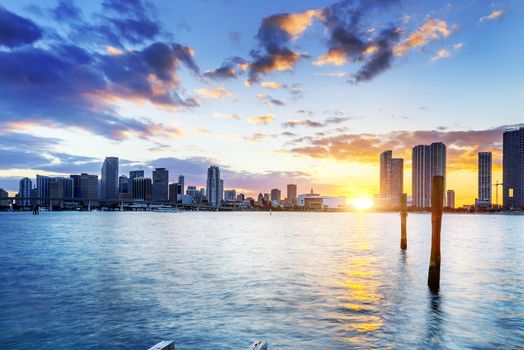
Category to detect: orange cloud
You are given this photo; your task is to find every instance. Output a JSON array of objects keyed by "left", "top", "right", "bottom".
[
  {"left": 265, "top": 9, "right": 322, "bottom": 40},
  {"left": 195, "top": 87, "right": 233, "bottom": 99},
  {"left": 260, "top": 81, "right": 282, "bottom": 89},
  {"left": 431, "top": 48, "right": 451, "bottom": 61},
  {"left": 394, "top": 19, "right": 454, "bottom": 56},
  {"left": 105, "top": 46, "right": 123, "bottom": 56},
  {"left": 248, "top": 114, "right": 277, "bottom": 125},
  {"left": 313, "top": 48, "right": 348, "bottom": 66},
  {"left": 480, "top": 10, "right": 503, "bottom": 22},
  {"left": 284, "top": 126, "right": 518, "bottom": 172}
]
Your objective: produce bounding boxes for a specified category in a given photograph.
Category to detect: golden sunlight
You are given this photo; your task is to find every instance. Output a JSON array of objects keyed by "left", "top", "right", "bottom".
[{"left": 350, "top": 198, "right": 374, "bottom": 211}]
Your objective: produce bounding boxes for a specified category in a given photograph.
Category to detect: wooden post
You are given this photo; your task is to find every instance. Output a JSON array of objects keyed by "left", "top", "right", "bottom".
[
  {"left": 400, "top": 193, "right": 407, "bottom": 250},
  {"left": 428, "top": 175, "right": 444, "bottom": 291}
]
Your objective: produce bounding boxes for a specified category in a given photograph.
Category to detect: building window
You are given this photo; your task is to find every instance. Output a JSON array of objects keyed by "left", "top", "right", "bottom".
[{"left": 509, "top": 188, "right": 514, "bottom": 198}]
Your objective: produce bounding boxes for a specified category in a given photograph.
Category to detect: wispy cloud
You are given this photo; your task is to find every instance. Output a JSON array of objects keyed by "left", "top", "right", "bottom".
[
  {"left": 395, "top": 19, "right": 454, "bottom": 56},
  {"left": 213, "top": 112, "right": 243, "bottom": 120},
  {"left": 260, "top": 81, "right": 282, "bottom": 89},
  {"left": 195, "top": 87, "right": 234, "bottom": 99},
  {"left": 248, "top": 114, "right": 277, "bottom": 125},
  {"left": 480, "top": 10, "right": 504, "bottom": 22},
  {"left": 257, "top": 93, "right": 285, "bottom": 106}
]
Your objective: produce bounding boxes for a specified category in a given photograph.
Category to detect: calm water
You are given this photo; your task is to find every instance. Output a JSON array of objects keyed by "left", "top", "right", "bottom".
[{"left": 0, "top": 212, "right": 523, "bottom": 349}]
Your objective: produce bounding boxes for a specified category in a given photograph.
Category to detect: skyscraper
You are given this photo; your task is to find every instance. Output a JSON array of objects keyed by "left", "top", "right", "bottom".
[
  {"left": 152, "top": 168, "right": 169, "bottom": 201},
  {"left": 412, "top": 142, "right": 446, "bottom": 208},
  {"left": 503, "top": 127, "right": 524, "bottom": 209},
  {"left": 36, "top": 175, "right": 50, "bottom": 206},
  {"left": 271, "top": 188, "right": 281, "bottom": 203},
  {"left": 177, "top": 175, "right": 185, "bottom": 201},
  {"left": 101, "top": 157, "right": 119, "bottom": 200},
  {"left": 18, "top": 177, "right": 32, "bottom": 208},
  {"left": 129, "top": 170, "right": 144, "bottom": 196},
  {"left": 169, "top": 183, "right": 178, "bottom": 203},
  {"left": 118, "top": 175, "right": 129, "bottom": 194},
  {"left": 287, "top": 184, "right": 297, "bottom": 206},
  {"left": 378, "top": 150, "right": 404, "bottom": 207},
  {"left": 478, "top": 152, "right": 492, "bottom": 207},
  {"left": 447, "top": 190, "right": 455, "bottom": 209},
  {"left": 224, "top": 189, "right": 237, "bottom": 202},
  {"left": 206, "top": 166, "right": 221, "bottom": 206},
  {"left": 133, "top": 177, "right": 152, "bottom": 201}
]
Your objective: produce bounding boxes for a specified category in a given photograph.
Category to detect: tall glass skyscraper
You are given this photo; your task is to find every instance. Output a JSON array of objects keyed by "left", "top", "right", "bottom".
[
  {"left": 206, "top": 166, "right": 221, "bottom": 206},
  {"left": 18, "top": 177, "right": 32, "bottom": 208},
  {"left": 478, "top": 152, "right": 492, "bottom": 207},
  {"left": 152, "top": 168, "right": 169, "bottom": 201},
  {"left": 412, "top": 142, "right": 446, "bottom": 208},
  {"left": 101, "top": 157, "right": 119, "bottom": 200},
  {"left": 503, "top": 127, "right": 524, "bottom": 209}
]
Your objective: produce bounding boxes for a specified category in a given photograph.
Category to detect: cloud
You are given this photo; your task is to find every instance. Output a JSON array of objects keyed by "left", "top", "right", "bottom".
[
  {"left": 314, "top": 71, "right": 347, "bottom": 77},
  {"left": 394, "top": 19, "right": 454, "bottom": 56},
  {"left": 282, "top": 116, "right": 352, "bottom": 128},
  {"left": 195, "top": 87, "right": 234, "bottom": 99},
  {"left": 284, "top": 125, "right": 522, "bottom": 171},
  {"left": 351, "top": 26, "right": 401, "bottom": 83},
  {"left": 0, "top": 6, "right": 42, "bottom": 48},
  {"left": 51, "top": 0, "right": 83, "bottom": 22},
  {"left": 257, "top": 93, "right": 285, "bottom": 106},
  {"left": 282, "top": 120, "right": 324, "bottom": 128},
  {"left": 261, "top": 81, "right": 282, "bottom": 89},
  {"left": 244, "top": 133, "right": 278, "bottom": 142},
  {"left": 480, "top": 10, "right": 503, "bottom": 22},
  {"left": 431, "top": 48, "right": 450, "bottom": 61},
  {"left": 213, "top": 113, "right": 243, "bottom": 120},
  {"left": 203, "top": 57, "right": 248, "bottom": 80},
  {"left": 248, "top": 114, "right": 277, "bottom": 125},
  {"left": 247, "top": 9, "right": 322, "bottom": 84}
]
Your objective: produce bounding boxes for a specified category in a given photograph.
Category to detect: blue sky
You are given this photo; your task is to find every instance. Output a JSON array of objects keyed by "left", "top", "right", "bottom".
[{"left": 0, "top": 0, "right": 523, "bottom": 205}]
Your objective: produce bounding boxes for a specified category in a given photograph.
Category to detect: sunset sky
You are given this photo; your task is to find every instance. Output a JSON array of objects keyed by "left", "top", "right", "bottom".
[{"left": 0, "top": 0, "right": 523, "bottom": 206}]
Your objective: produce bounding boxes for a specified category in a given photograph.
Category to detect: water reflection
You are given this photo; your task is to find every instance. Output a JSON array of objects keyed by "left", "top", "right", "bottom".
[{"left": 421, "top": 291, "right": 445, "bottom": 348}]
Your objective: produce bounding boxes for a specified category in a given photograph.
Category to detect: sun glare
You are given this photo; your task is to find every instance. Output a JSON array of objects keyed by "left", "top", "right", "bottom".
[{"left": 351, "top": 198, "right": 374, "bottom": 211}]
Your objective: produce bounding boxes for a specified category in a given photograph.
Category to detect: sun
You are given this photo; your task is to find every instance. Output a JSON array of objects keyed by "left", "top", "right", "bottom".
[{"left": 351, "top": 198, "right": 374, "bottom": 211}]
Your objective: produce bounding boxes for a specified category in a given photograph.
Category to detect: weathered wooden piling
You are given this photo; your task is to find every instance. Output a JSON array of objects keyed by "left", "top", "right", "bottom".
[
  {"left": 400, "top": 193, "right": 407, "bottom": 250},
  {"left": 428, "top": 175, "right": 444, "bottom": 291}
]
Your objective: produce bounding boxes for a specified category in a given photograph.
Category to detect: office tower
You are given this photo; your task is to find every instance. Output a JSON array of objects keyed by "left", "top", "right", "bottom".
[
  {"left": 169, "top": 183, "right": 178, "bottom": 203},
  {"left": 152, "top": 168, "right": 169, "bottom": 201},
  {"left": 207, "top": 166, "right": 221, "bottom": 206},
  {"left": 133, "top": 178, "right": 152, "bottom": 201},
  {"left": 177, "top": 175, "right": 185, "bottom": 200},
  {"left": 129, "top": 170, "right": 144, "bottom": 196},
  {"left": 478, "top": 152, "right": 492, "bottom": 207},
  {"left": 257, "top": 193, "right": 264, "bottom": 205},
  {"left": 118, "top": 175, "right": 129, "bottom": 194},
  {"left": 36, "top": 175, "right": 50, "bottom": 206},
  {"left": 79, "top": 173, "right": 99, "bottom": 200},
  {"left": 18, "top": 177, "right": 32, "bottom": 207},
  {"left": 447, "top": 190, "right": 455, "bottom": 209},
  {"left": 271, "top": 188, "right": 281, "bottom": 203},
  {"left": 236, "top": 193, "right": 245, "bottom": 202},
  {"left": 379, "top": 150, "right": 404, "bottom": 207},
  {"left": 287, "top": 184, "right": 297, "bottom": 205},
  {"left": 101, "top": 157, "right": 119, "bottom": 200},
  {"left": 503, "top": 127, "right": 524, "bottom": 209},
  {"left": 70, "top": 175, "right": 81, "bottom": 198},
  {"left": 263, "top": 193, "right": 269, "bottom": 202},
  {"left": 412, "top": 142, "right": 446, "bottom": 208},
  {"left": 219, "top": 179, "right": 224, "bottom": 202},
  {"left": 224, "top": 189, "right": 237, "bottom": 202},
  {"left": 186, "top": 186, "right": 197, "bottom": 198},
  {"left": 0, "top": 188, "right": 8, "bottom": 207}
]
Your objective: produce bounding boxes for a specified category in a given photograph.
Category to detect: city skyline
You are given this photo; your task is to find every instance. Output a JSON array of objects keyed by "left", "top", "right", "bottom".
[{"left": 0, "top": 0, "right": 523, "bottom": 206}]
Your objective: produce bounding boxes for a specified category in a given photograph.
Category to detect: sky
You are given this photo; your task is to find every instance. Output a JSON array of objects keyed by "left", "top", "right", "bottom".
[{"left": 0, "top": 0, "right": 523, "bottom": 206}]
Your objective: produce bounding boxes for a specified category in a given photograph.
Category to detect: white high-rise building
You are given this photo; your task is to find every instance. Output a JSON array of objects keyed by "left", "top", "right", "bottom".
[
  {"left": 478, "top": 152, "right": 492, "bottom": 207},
  {"left": 412, "top": 142, "right": 446, "bottom": 208},
  {"left": 377, "top": 150, "right": 403, "bottom": 208},
  {"left": 206, "top": 166, "right": 221, "bottom": 206}
]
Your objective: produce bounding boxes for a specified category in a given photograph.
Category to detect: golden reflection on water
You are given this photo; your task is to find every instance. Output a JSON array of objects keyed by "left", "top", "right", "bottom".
[{"left": 332, "top": 215, "right": 384, "bottom": 344}]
